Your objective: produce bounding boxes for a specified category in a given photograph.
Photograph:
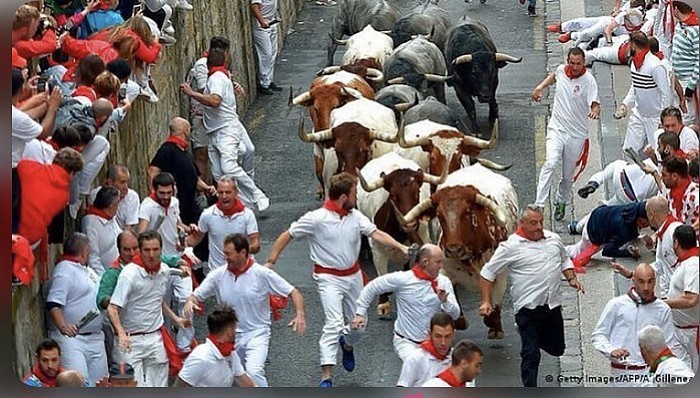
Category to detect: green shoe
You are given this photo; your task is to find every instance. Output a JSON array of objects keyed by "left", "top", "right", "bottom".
[{"left": 554, "top": 203, "right": 566, "bottom": 221}]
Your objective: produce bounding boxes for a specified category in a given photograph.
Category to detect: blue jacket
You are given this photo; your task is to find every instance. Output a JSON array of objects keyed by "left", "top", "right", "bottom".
[{"left": 586, "top": 202, "right": 647, "bottom": 258}]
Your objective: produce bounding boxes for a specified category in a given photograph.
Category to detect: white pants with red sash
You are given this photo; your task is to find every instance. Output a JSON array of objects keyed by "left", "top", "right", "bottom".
[
  {"left": 623, "top": 108, "right": 659, "bottom": 156},
  {"left": 675, "top": 324, "right": 699, "bottom": 373},
  {"left": 536, "top": 127, "right": 588, "bottom": 206}
]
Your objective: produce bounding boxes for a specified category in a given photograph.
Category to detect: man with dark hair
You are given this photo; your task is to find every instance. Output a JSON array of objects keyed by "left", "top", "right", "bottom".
[
  {"left": 176, "top": 306, "right": 256, "bottom": 387},
  {"left": 107, "top": 231, "right": 190, "bottom": 387},
  {"left": 179, "top": 48, "right": 269, "bottom": 212},
  {"left": 617, "top": 31, "right": 672, "bottom": 155},
  {"left": 184, "top": 234, "right": 306, "bottom": 387},
  {"left": 90, "top": 164, "right": 140, "bottom": 232},
  {"left": 421, "top": 340, "right": 483, "bottom": 387},
  {"left": 647, "top": 106, "right": 699, "bottom": 157},
  {"left": 46, "top": 232, "right": 107, "bottom": 386},
  {"left": 266, "top": 172, "right": 408, "bottom": 387},
  {"left": 23, "top": 339, "right": 63, "bottom": 387},
  {"left": 22, "top": 125, "right": 83, "bottom": 164},
  {"left": 662, "top": 155, "right": 699, "bottom": 228},
  {"left": 398, "top": 312, "right": 464, "bottom": 387},
  {"left": 532, "top": 47, "right": 601, "bottom": 221},
  {"left": 353, "top": 244, "right": 460, "bottom": 362},
  {"left": 82, "top": 186, "right": 122, "bottom": 275}
]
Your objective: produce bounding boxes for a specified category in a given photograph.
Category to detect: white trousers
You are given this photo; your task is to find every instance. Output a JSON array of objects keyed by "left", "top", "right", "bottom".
[
  {"left": 208, "top": 125, "right": 264, "bottom": 208},
  {"left": 562, "top": 16, "right": 603, "bottom": 33},
  {"left": 610, "top": 367, "right": 653, "bottom": 387},
  {"left": 236, "top": 328, "right": 272, "bottom": 387},
  {"left": 112, "top": 331, "right": 168, "bottom": 387},
  {"left": 165, "top": 274, "right": 195, "bottom": 352},
  {"left": 77, "top": 135, "right": 111, "bottom": 196},
  {"left": 314, "top": 272, "right": 365, "bottom": 366},
  {"left": 589, "top": 160, "right": 632, "bottom": 206},
  {"left": 680, "top": 84, "right": 699, "bottom": 127},
  {"left": 674, "top": 325, "right": 699, "bottom": 373},
  {"left": 623, "top": 109, "right": 659, "bottom": 156},
  {"left": 536, "top": 128, "right": 587, "bottom": 206},
  {"left": 50, "top": 331, "right": 108, "bottom": 386},
  {"left": 392, "top": 334, "right": 420, "bottom": 362},
  {"left": 585, "top": 42, "right": 624, "bottom": 66},
  {"left": 566, "top": 223, "right": 595, "bottom": 259},
  {"left": 252, "top": 25, "right": 278, "bottom": 88},
  {"left": 571, "top": 17, "right": 613, "bottom": 45}
]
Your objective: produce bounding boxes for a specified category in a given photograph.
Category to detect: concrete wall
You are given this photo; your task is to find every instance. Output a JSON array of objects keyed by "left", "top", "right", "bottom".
[{"left": 11, "top": 0, "right": 306, "bottom": 379}]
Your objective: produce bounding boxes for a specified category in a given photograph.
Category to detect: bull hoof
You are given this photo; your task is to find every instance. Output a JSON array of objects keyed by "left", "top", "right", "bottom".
[
  {"left": 454, "top": 315, "right": 469, "bottom": 331},
  {"left": 377, "top": 302, "right": 393, "bottom": 321},
  {"left": 487, "top": 329, "right": 505, "bottom": 340},
  {"left": 315, "top": 185, "right": 325, "bottom": 202}
]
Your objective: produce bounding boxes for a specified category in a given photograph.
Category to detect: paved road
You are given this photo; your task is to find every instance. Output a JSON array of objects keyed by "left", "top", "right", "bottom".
[{"left": 202, "top": 0, "right": 554, "bottom": 387}]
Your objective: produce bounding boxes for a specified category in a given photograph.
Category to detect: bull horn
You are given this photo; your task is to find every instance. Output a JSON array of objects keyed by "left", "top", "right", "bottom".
[
  {"left": 426, "top": 25, "right": 435, "bottom": 41},
  {"left": 475, "top": 193, "right": 507, "bottom": 226},
  {"left": 475, "top": 157, "right": 513, "bottom": 171},
  {"left": 424, "top": 74, "right": 453, "bottom": 83},
  {"left": 291, "top": 90, "right": 312, "bottom": 106},
  {"left": 494, "top": 53, "right": 523, "bottom": 63},
  {"left": 357, "top": 169, "right": 385, "bottom": 192},
  {"left": 387, "top": 77, "right": 405, "bottom": 85},
  {"left": 316, "top": 66, "right": 342, "bottom": 76},
  {"left": 369, "top": 126, "right": 399, "bottom": 143},
  {"left": 398, "top": 118, "right": 431, "bottom": 149},
  {"left": 328, "top": 33, "right": 348, "bottom": 46},
  {"left": 423, "top": 161, "right": 449, "bottom": 186},
  {"left": 462, "top": 119, "right": 499, "bottom": 149},
  {"left": 378, "top": 30, "right": 392, "bottom": 34},
  {"left": 298, "top": 115, "right": 333, "bottom": 143},
  {"left": 453, "top": 54, "right": 473, "bottom": 65},
  {"left": 394, "top": 94, "right": 419, "bottom": 112},
  {"left": 341, "top": 86, "right": 364, "bottom": 99},
  {"left": 366, "top": 68, "right": 384, "bottom": 82},
  {"left": 396, "top": 198, "right": 433, "bottom": 226}
]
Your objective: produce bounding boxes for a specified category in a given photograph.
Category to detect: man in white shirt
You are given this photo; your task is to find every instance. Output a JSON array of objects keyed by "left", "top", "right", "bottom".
[
  {"left": 179, "top": 48, "right": 269, "bottom": 212},
  {"left": 397, "top": 312, "right": 457, "bottom": 387},
  {"left": 183, "top": 234, "right": 306, "bottom": 387},
  {"left": 107, "top": 230, "right": 191, "bottom": 387},
  {"left": 90, "top": 164, "right": 140, "bottom": 232},
  {"left": 186, "top": 176, "right": 260, "bottom": 273},
  {"left": 82, "top": 186, "right": 122, "bottom": 276},
  {"left": 638, "top": 325, "right": 695, "bottom": 386},
  {"left": 479, "top": 205, "right": 585, "bottom": 387},
  {"left": 250, "top": 0, "right": 282, "bottom": 95},
  {"left": 421, "top": 340, "right": 483, "bottom": 387},
  {"left": 46, "top": 233, "right": 107, "bottom": 386},
  {"left": 647, "top": 107, "right": 700, "bottom": 157},
  {"left": 265, "top": 172, "right": 409, "bottom": 387},
  {"left": 352, "top": 244, "right": 460, "bottom": 361},
  {"left": 532, "top": 47, "right": 601, "bottom": 221},
  {"left": 591, "top": 263, "right": 684, "bottom": 386},
  {"left": 176, "top": 306, "right": 257, "bottom": 387},
  {"left": 665, "top": 226, "right": 700, "bottom": 372}
]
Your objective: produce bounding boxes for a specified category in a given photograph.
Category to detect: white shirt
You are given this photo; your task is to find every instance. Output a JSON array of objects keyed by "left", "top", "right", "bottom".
[
  {"left": 623, "top": 52, "right": 671, "bottom": 117},
  {"left": 203, "top": 71, "right": 239, "bottom": 133},
  {"left": 193, "top": 262, "right": 295, "bottom": 334},
  {"left": 198, "top": 205, "right": 258, "bottom": 271},
  {"left": 591, "top": 294, "right": 681, "bottom": 367},
  {"left": 549, "top": 65, "right": 599, "bottom": 139},
  {"left": 46, "top": 260, "right": 104, "bottom": 334},
  {"left": 187, "top": 57, "right": 208, "bottom": 115},
  {"left": 90, "top": 187, "right": 140, "bottom": 230},
  {"left": 289, "top": 208, "right": 377, "bottom": 270},
  {"left": 139, "top": 196, "right": 181, "bottom": 256},
  {"left": 604, "top": 160, "right": 659, "bottom": 206},
  {"left": 22, "top": 139, "right": 56, "bottom": 164},
  {"left": 480, "top": 230, "right": 574, "bottom": 313},
  {"left": 178, "top": 339, "right": 246, "bottom": 387},
  {"left": 250, "top": 0, "right": 277, "bottom": 20},
  {"left": 421, "top": 376, "right": 472, "bottom": 387},
  {"left": 12, "top": 106, "right": 43, "bottom": 168},
  {"left": 667, "top": 255, "right": 700, "bottom": 328},
  {"left": 654, "top": 357, "right": 695, "bottom": 386},
  {"left": 398, "top": 346, "right": 451, "bottom": 387},
  {"left": 81, "top": 214, "right": 122, "bottom": 276},
  {"left": 355, "top": 270, "right": 460, "bottom": 342},
  {"left": 110, "top": 262, "right": 170, "bottom": 334},
  {"left": 652, "top": 127, "right": 700, "bottom": 156},
  {"left": 653, "top": 219, "right": 682, "bottom": 298}
]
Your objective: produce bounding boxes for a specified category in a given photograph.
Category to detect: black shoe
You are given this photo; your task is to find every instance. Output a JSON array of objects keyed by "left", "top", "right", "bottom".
[
  {"left": 527, "top": 6, "right": 537, "bottom": 16},
  {"left": 257, "top": 86, "right": 274, "bottom": 95},
  {"left": 577, "top": 182, "right": 599, "bottom": 199},
  {"left": 268, "top": 83, "right": 283, "bottom": 92}
]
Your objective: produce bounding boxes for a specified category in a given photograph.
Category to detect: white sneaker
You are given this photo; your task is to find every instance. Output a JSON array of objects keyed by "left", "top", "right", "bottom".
[
  {"left": 176, "top": 0, "right": 194, "bottom": 10},
  {"left": 257, "top": 196, "right": 270, "bottom": 213},
  {"left": 163, "top": 25, "right": 175, "bottom": 35}
]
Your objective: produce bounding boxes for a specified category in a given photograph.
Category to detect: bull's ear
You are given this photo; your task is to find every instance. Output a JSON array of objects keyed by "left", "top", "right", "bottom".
[{"left": 496, "top": 61, "right": 508, "bottom": 69}]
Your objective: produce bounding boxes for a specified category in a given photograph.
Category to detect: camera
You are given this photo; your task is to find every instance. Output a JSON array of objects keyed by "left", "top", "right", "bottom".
[{"left": 36, "top": 75, "right": 55, "bottom": 92}]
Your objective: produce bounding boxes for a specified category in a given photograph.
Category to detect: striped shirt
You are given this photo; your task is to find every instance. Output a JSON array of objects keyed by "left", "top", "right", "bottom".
[
  {"left": 623, "top": 52, "right": 671, "bottom": 116},
  {"left": 671, "top": 25, "right": 699, "bottom": 90}
]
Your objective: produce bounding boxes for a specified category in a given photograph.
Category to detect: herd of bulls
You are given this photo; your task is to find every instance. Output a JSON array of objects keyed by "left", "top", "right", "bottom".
[{"left": 288, "top": 0, "right": 525, "bottom": 339}]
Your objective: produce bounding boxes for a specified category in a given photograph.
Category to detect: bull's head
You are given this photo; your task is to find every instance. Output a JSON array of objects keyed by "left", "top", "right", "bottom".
[
  {"left": 289, "top": 83, "right": 365, "bottom": 130},
  {"left": 451, "top": 52, "right": 521, "bottom": 102},
  {"left": 396, "top": 186, "right": 508, "bottom": 261}
]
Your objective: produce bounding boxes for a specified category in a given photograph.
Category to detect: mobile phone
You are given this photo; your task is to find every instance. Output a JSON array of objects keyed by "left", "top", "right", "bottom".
[{"left": 118, "top": 86, "right": 127, "bottom": 102}]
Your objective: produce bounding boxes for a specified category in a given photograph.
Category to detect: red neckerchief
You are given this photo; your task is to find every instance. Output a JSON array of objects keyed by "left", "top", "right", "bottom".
[
  {"left": 71, "top": 85, "right": 97, "bottom": 102},
  {"left": 624, "top": 21, "right": 643, "bottom": 32},
  {"left": 207, "top": 334, "right": 235, "bottom": 357},
  {"left": 208, "top": 66, "right": 231, "bottom": 78},
  {"left": 675, "top": 148, "right": 688, "bottom": 159},
  {"left": 420, "top": 339, "right": 448, "bottom": 361},
  {"left": 669, "top": 177, "right": 691, "bottom": 217},
  {"left": 131, "top": 253, "right": 159, "bottom": 276},
  {"left": 657, "top": 215, "right": 681, "bottom": 240},
  {"left": 44, "top": 138, "right": 59, "bottom": 151},
  {"left": 164, "top": 135, "right": 189, "bottom": 151},
  {"left": 149, "top": 192, "right": 171, "bottom": 215},
  {"left": 651, "top": 347, "right": 676, "bottom": 373},
  {"left": 60, "top": 255, "right": 83, "bottom": 264},
  {"left": 515, "top": 226, "right": 544, "bottom": 241},
  {"left": 437, "top": 368, "right": 465, "bottom": 387},
  {"left": 631, "top": 48, "right": 650, "bottom": 70},
  {"left": 229, "top": 257, "right": 254, "bottom": 280},
  {"left": 323, "top": 199, "right": 350, "bottom": 218},
  {"left": 683, "top": 11, "right": 699, "bottom": 26},
  {"left": 216, "top": 199, "right": 245, "bottom": 217},
  {"left": 675, "top": 248, "right": 700, "bottom": 267},
  {"left": 30, "top": 363, "right": 63, "bottom": 387},
  {"left": 627, "top": 287, "right": 657, "bottom": 305},
  {"left": 412, "top": 265, "right": 438, "bottom": 294},
  {"left": 654, "top": 51, "right": 665, "bottom": 60},
  {"left": 85, "top": 205, "right": 114, "bottom": 221},
  {"left": 565, "top": 65, "right": 587, "bottom": 79}
]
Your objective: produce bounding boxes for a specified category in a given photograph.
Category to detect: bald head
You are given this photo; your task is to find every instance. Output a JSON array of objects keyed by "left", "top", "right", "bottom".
[
  {"left": 169, "top": 117, "right": 191, "bottom": 136},
  {"left": 417, "top": 244, "right": 444, "bottom": 278},
  {"left": 646, "top": 197, "right": 669, "bottom": 228},
  {"left": 56, "top": 370, "right": 85, "bottom": 387},
  {"left": 634, "top": 263, "right": 655, "bottom": 279},
  {"left": 92, "top": 98, "right": 114, "bottom": 119},
  {"left": 633, "top": 263, "right": 656, "bottom": 301}
]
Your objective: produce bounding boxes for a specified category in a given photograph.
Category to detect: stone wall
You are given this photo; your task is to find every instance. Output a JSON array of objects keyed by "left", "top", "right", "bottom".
[{"left": 11, "top": 0, "right": 306, "bottom": 379}]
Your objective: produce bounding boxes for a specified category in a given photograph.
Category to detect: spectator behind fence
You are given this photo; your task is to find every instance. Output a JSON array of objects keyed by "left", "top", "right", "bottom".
[
  {"left": 82, "top": 186, "right": 122, "bottom": 275},
  {"left": 13, "top": 3, "right": 58, "bottom": 59},
  {"left": 77, "top": 0, "right": 124, "bottom": 39},
  {"left": 23, "top": 339, "right": 64, "bottom": 387}
]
